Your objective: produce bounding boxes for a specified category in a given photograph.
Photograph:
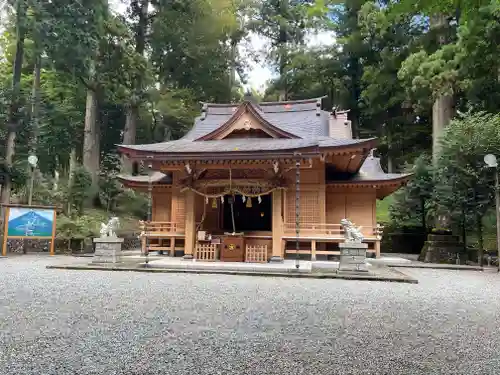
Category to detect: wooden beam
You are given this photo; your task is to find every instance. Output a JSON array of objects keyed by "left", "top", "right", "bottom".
[{"left": 183, "top": 190, "right": 196, "bottom": 259}]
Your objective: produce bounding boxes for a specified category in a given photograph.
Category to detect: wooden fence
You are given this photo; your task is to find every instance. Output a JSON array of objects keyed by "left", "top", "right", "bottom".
[
  {"left": 245, "top": 245, "right": 268, "bottom": 263},
  {"left": 195, "top": 243, "right": 218, "bottom": 261}
]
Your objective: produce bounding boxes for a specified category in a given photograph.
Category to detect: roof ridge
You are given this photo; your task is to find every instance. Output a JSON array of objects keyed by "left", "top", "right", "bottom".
[
  {"left": 199, "top": 96, "right": 328, "bottom": 108},
  {"left": 260, "top": 96, "right": 327, "bottom": 106},
  {"left": 262, "top": 108, "right": 323, "bottom": 114}
]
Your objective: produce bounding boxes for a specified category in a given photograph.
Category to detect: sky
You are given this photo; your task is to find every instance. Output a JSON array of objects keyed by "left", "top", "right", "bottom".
[{"left": 242, "top": 30, "right": 336, "bottom": 91}]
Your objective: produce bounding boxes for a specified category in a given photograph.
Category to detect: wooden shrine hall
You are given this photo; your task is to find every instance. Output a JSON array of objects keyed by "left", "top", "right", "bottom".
[{"left": 117, "top": 96, "right": 411, "bottom": 263}]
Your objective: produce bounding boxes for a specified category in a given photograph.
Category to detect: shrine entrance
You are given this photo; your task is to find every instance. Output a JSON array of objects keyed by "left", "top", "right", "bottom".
[{"left": 222, "top": 194, "right": 272, "bottom": 232}]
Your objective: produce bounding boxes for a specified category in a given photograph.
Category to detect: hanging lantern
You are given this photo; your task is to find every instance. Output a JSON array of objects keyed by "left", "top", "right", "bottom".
[
  {"left": 212, "top": 198, "right": 217, "bottom": 209},
  {"left": 242, "top": 195, "right": 246, "bottom": 203},
  {"left": 257, "top": 196, "right": 262, "bottom": 204},
  {"left": 246, "top": 197, "right": 252, "bottom": 208}
]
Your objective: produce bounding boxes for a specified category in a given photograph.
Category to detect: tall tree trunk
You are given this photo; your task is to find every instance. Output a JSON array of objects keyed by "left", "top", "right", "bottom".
[
  {"left": 430, "top": 14, "right": 454, "bottom": 165},
  {"left": 476, "top": 213, "right": 484, "bottom": 267},
  {"left": 386, "top": 127, "right": 394, "bottom": 172},
  {"left": 432, "top": 94, "right": 454, "bottom": 164},
  {"left": 83, "top": 86, "right": 99, "bottom": 188},
  {"left": 1, "top": 0, "right": 27, "bottom": 206},
  {"left": 228, "top": 38, "right": 237, "bottom": 100},
  {"left": 277, "top": 0, "right": 289, "bottom": 101},
  {"left": 349, "top": 56, "right": 362, "bottom": 139},
  {"left": 279, "top": 45, "right": 288, "bottom": 101},
  {"left": 122, "top": 0, "right": 149, "bottom": 173},
  {"left": 30, "top": 49, "right": 42, "bottom": 153},
  {"left": 420, "top": 198, "right": 426, "bottom": 230},
  {"left": 122, "top": 105, "right": 138, "bottom": 172},
  {"left": 66, "top": 148, "right": 77, "bottom": 216}
]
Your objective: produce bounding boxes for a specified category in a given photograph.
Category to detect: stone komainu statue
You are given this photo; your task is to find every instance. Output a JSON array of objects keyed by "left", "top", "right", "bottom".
[
  {"left": 340, "top": 218, "right": 364, "bottom": 243},
  {"left": 100, "top": 217, "right": 120, "bottom": 238}
]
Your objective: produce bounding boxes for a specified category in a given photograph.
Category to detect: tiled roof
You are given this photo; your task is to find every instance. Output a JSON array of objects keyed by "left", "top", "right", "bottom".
[
  {"left": 184, "top": 97, "right": 329, "bottom": 140},
  {"left": 117, "top": 172, "right": 171, "bottom": 183},
  {"left": 329, "top": 156, "right": 412, "bottom": 184},
  {"left": 120, "top": 137, "right": 373, "bottom": 154}
]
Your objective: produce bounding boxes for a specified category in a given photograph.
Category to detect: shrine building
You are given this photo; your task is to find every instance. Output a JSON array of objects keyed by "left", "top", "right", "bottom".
[{"left": 117, "top": 96, "right": 411, "bottom": 263}]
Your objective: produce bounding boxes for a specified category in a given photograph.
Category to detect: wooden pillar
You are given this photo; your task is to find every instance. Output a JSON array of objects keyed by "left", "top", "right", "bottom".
[
  {"left": 270, "top": 189, "right": 284, "bottom": 262},
  {"left": 375, "top": 240, "right": 381, "bottom": 258},
  {"left": 183, "top": 189, "right": 196, "bottom": 259}
]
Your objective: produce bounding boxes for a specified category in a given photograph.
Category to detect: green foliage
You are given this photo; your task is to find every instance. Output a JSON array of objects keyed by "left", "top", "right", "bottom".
[
  {"left": 389, "top": 154, "right": 433, "bottom": 227},
  {"left": 56, "top": 208, "right": 141, "bottom": 238},
  {"left": 69, "top": 165, "right": 93, "bottom": 215},
  {"left": 456, "top": 4, "right": 500, "bottom": 112},
  {"left": 432, "top": 112, "right": 500, "bottom": 227},
  {"left": 390, "top": 0, "right": 499, "bottom": 23},
  {"left": 398, "top": 44, "right": 461, "bottom": 111},
  {"left": 98, "top": 153, "right": 124, "bottom": 212},
  {"left": 376, "top": 195, "right": 393, "bottom": 224}
]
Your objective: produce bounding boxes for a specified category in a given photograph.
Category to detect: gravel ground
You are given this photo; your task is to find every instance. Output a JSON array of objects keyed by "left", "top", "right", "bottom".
[{"left": 1, "top": 255, "right": 499, "bottom": 375}]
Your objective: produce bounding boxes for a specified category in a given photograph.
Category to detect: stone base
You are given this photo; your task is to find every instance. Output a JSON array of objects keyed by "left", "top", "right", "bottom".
[
  {"left": 419, "top": 234, "right": 465, "bottom": 264},
  {"left": 269, "top": 256, "right": 284, "bottom": 263},
  {"left": 182, "top": 254, "right": 194, "bottom": 260},
  {"left": 338, "top": 242, "right": 369, "bottom": 272},
  {"left": 92, "top": 237, "right": 124, "bottom": 264}
]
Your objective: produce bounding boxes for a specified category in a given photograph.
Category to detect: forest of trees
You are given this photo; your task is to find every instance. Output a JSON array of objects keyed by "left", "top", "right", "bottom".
[{"left": 1, "top": 0, "right": 500, "bottom": 248}]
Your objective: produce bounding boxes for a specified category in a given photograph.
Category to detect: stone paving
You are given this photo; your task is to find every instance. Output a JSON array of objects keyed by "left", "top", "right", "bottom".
[
  {"left": 47, "top": 255, "right": 417, "bottom": 283},
  {"left": 1, "top": 255, "right": 500, "bottom": 375}
]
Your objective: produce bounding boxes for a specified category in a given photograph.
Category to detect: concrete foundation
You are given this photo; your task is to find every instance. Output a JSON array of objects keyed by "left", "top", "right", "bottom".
[
  {"left": 339, "top": 242, "right": 369, "bottom": 272},
  {"left": 92, "top": 238, "right": 124, "bottom": 264}
]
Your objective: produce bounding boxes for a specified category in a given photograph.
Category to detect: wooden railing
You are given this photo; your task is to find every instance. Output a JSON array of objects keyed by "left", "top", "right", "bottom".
[
  {"left": 282, "top": 223, "right": 384, "bottom": 238},
  {"left": 139, "top": 221, "right": 184, "bottom": 234}
]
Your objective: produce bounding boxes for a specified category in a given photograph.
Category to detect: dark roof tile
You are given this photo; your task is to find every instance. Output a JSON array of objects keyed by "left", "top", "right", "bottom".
[
  {"left": 184, "top": 109, "right": 329, "bottom": 140},
  {"left": 329, "top": 156, "right": 412, "bottom": 183},
  {"left": 120, "top": 137, "right": 372, "bottom": 154},
  {"left": 117, "top": 172, "right": 171, "bottom": 184}
]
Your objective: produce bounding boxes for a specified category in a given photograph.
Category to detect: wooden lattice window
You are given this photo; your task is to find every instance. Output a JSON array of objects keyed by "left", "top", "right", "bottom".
[
  {"left": 286, "top": 191, "right": 320, "bottom": 224},
  {"left": 173, "top": 192, "right": 185, "bottom": 229}
]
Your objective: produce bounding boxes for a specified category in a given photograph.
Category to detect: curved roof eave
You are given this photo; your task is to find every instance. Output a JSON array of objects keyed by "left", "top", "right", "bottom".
[{"left": 116, "top": 138, "right": 378, "bottom": 161}]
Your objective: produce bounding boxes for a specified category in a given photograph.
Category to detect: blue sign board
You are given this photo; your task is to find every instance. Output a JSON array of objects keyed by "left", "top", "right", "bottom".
[{"left": 7, "top": 207, "right": 55, "bottom": 237}]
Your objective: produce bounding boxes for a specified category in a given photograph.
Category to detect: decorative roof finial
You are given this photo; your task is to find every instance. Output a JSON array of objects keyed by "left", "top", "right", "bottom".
[
  {"left": 316, "top": 98, "right": 322, "bottom": 116},
  {"left": 331, "top": 106, "right": 337, "bottom": 119},
  {"left": 243, "top": 88, "right": 260, "bottom": 108},
  {"left": 200, "top": 103, "right": 208, "bottom": 120}
]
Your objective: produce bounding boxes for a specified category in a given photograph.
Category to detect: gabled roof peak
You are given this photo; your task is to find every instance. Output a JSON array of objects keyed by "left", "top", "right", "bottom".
[{"left": 196, "top": 100, "right": 300, "bottom": 141}]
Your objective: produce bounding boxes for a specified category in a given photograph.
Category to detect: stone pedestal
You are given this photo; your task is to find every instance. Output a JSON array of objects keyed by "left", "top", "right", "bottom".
[
  {"left": 338, "top": 242, "right": 368, "bottom": 272},
  {"left": 419, "top": 234, "right": 465, "bottom": 264},
  {"left": 92, "top": 237, "right": 124, "bottom": 264}
]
